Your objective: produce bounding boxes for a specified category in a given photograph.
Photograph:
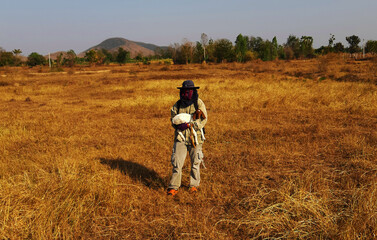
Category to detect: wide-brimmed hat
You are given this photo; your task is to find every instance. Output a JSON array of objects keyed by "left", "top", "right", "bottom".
[{"left": 177, "top": 80, "right": 200, "bottom": 89}]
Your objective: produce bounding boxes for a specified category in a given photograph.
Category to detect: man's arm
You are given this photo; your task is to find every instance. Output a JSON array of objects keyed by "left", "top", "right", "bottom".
[{"left": 192, "top": 99, "right": 207, "bottom": 130}]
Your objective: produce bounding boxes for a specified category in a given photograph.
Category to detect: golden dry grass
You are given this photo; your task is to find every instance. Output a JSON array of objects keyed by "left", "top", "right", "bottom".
[{"left": 0, "top": 58, "right": 376, "bottom": 239}]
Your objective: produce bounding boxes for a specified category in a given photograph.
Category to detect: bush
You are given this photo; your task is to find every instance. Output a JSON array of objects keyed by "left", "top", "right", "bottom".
[
  {"left": 244, "top": 51, "right": 256, "bottom": 62},
  {"left": 0, "top": 51, "right": 19, "bottom": 66},
  {"left": 27, "top": 52, "right": 46, "bottom": 66}
]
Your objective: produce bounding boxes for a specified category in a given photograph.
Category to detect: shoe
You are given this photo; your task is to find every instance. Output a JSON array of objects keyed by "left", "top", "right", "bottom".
[
  {"left": 167, "top": 188, "right": 178, "bottom": 196},
  {"left": 189, "top": 187, "right": 198, "bottom": 193}
]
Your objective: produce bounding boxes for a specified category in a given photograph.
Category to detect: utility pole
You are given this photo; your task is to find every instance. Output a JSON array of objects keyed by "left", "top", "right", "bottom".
[{"left": 49, "top": 53, "right": 51, "bottom": 68}]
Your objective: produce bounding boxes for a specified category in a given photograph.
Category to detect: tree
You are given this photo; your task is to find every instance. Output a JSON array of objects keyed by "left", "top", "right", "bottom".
[
  {"left": 328, "top": 34, "right": 335, "bottom": 48},
  {"left": 63, "top": 50, "right": 77, "bottom": 67},
  {"left": 260, "top": 40, "right": 273, "bottom": 61},
  {"left": 0, "top": 51, "right": 18, "bottom": 66},
  {"left": 179, "top": 39, "right": 194, "bottom": 64},
  {"left": 85, "top": 49, "right": 99, "bottom": 65},
  {"left": 235, "top": 34, "right": 248, "bottom": 62},
  {"left": 12, "top": 49, "right": 22, "bottom": 56},
  {"left": 170, "top": 40, "right": 194, "bottom": 64},
  {"left": 116, "top": 47, "right": 130, "bottom": 65},
  {"left": 213, "top": 39, "right": 235, "bottom": 63},
  {"left": 285, "top": 35, "right": 300, "bottom": 58},
  {"left": 365, "top": 40, "right": 377, "bottom": 54},
  {"left": 201, "top": 33, "right": 209, "bottom": 61},
  {"left": 100, "top": 49, "right": 114, "bottom": 64},
  {"left": 12, "top": 49, "right": 23, "bottom": 65},
  {"left": 300, "top": 36, "right": 314, "bottom": 58},
  {"left": 27, "top": 52, "right": 46, "bottom": 66},
  {"left": 248, "top": 36, "right": 263, "bottom": 53},
  {"left": 346, "top": 35, "right": 361, "bottom": 53},
  {"left": 155, "top": 47, "right": 172, "bottom": 59},
  {"left": 333, "top": 42, "right": 345, "bottom": 53},
  {"left": 271, "top": 36, "right": 278, "bottom": 60},
  {"left": 193, "top": 42, "right": 204, "bottom": 63}
]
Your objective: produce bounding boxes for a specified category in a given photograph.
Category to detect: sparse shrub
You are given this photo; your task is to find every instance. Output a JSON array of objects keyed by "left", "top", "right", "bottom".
[
  {"left": 340, "top": 66, "right": 352, "bottom": 73},
  {"left": 160, "top": 66, "right": 169, "bottom": 71},
  {"left": 0, "top": 81, "right": 10, "bottom": 86},
  {"left": 336, "top": 74, "right": 360, "bottom": 82}
]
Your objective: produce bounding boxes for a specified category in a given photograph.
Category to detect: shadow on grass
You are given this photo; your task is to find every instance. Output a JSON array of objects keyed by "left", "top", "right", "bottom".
[{"left": 99, "top": 158, "right": 166, "bottom": 190}]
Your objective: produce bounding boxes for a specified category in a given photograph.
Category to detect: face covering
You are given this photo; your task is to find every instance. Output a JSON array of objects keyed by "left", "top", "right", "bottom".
[
  {"left": 180, "top": 89, "right": 198, "bottom": 108},
  {"left": 182, "top": 89, "right": 193, "bottom": 100}
]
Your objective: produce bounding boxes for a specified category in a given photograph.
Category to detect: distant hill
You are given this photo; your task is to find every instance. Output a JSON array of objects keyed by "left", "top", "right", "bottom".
[{"left": 82, "top": 37, "right": 167, "bottom": 58}]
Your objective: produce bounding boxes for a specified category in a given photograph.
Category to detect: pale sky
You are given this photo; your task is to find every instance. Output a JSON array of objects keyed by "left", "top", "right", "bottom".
[{"left": 1, "top": 0, "right": 376, "bottom": 55}]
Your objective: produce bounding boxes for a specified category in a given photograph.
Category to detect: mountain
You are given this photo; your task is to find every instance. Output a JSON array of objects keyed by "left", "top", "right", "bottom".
[{"left": 82, "top": 37, "right": 167, "bottom": 58}]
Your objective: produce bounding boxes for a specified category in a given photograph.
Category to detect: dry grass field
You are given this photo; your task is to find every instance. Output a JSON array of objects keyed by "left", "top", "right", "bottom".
[{"left": 0, "top": 56, "right": 377, "bottom": 239}]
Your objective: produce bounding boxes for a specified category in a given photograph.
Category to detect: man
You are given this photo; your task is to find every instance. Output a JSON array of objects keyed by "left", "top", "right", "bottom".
[{"left": 167, "top": 80, "right": 208, "bottom": 196}]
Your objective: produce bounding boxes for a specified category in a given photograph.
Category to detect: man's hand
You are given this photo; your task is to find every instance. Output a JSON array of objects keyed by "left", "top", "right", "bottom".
[{"left": 176, "top": 123, "right": 190, "bottom": 131}]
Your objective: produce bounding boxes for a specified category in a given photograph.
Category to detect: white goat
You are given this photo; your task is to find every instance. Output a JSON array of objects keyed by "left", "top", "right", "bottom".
[{"left": 172, "top": 113, "right": 206, "bottom": 146}]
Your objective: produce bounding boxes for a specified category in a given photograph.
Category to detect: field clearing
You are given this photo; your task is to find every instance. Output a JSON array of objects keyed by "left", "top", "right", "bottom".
[{"left": 0, "top": 58, "right": 377, "bottom": 239}]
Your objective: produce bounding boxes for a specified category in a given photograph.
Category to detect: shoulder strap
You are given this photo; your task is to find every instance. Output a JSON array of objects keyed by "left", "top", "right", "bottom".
[
  {"left": 194, "top": 99, "right": 199, "bottom": 111},
  {"left": 177, "top": 100, "right": 181, "bottom": 114}
]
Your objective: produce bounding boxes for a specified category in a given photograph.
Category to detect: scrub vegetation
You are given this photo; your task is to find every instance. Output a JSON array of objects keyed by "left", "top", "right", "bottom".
[{"left": 0, "top": 56, "right": 376, "bottom": 239}]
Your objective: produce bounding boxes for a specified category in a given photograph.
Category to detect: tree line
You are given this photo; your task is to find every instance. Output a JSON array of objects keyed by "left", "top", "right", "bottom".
[
  {"left": 161, "top": 33, "right": 377, "bottom": 64},
  {"left": 1, "top": 33, "right": 377, "bottom": 67}
]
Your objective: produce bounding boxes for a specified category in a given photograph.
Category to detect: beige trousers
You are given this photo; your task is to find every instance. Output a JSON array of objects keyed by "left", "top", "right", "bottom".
[{"left": 168, "top": 141, "right": 203, "bottom": 190}]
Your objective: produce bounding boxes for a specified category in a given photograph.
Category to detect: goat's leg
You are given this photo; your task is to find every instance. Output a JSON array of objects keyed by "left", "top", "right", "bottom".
[
  {"left": 189, "top": 125, "right": 196, "bottom": 147},
  {"left": 192, "top": 128, "right": 198, "bottom": 145},
  {"left": 178, "top": 131, "right": 185, "bottom": 141}
]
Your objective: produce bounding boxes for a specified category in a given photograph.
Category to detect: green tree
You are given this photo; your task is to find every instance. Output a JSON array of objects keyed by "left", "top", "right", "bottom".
[
  {"left": 333, "top": 42, "right": 345, "bottom": 53},
  {"left": 248, "top": 36, "right": 263, "bottom": 53},
  {"left": 346, "top": 35, "right": 361, "bottom": 53},
  {"left": 365, "top": 40, "right": 377, "bottom": 54},
  {"left": 285, "top": 35, "right": 300, "bottom": 58},
  {"left": 0, "top": 51, "right": 18, "bottom": 66},
  {"left": 213, "top": 39, "right": 235, "bottom": 63},
  {"left": 328, "top": 34, "right": 335, "bottom": 48},
  {"left": 193, "top": 42, "right": 204, "bottom": 63},
  {"left": 100, "top": 49, "right": 113, "bottom": 64},
  {"left": 116, "top": 47, "right": 130, "bottom": 65},
  {"left": 235, "top": 34, "right": 248, "bottom": 62},
  {"left": 12, "top": 49, "right": 23, "bottom": 66},
  {"left": 277, "top": 45, "right": 286, "bottom": 59},
  {"left": 260, "top": 40, "right": 272, "bottom": 61},
  {"left": 206, "top": 39, "right": 215, "bottom": 62},
  {"left": 12, "top": 49, "right": 22, "bottom": 56},
  {"left": 300, "top": 36, "right": 314, "bottom": 58},
  {"left": 96, "top": 50, "right": 105, "bottom": 65},
  {"left": 271, "top": 36, "right": 278, "bottom": 60},
  {"left": 27, "top": 52, "right": 46, "bottom": 66},
  {"left": 63, "top": 50, "right": 77, "bottom": 67},
  {"left": 85, "top": 50, "right": 97, "bottom": 65}
]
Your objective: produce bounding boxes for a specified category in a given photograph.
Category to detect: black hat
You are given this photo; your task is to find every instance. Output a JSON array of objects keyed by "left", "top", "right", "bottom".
[{"left": 177, "top": 80, "right": 200, "bottom": 89}]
